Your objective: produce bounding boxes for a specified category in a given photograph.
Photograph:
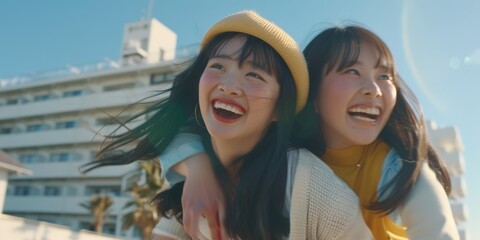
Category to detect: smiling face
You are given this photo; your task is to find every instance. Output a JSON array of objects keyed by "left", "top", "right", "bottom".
[
  {"left": 315, "top": 42, "right": 397, "bottom": 149},
  {"left": 198, "top": 35, "right": 280, "bottom": 156}
]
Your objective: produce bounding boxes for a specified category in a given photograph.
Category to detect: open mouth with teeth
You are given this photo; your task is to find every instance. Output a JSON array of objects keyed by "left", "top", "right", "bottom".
[
  {"left": 212, "top": 100, "right": 245, "bottom": 122},
  {"left": 348, "top": 107, "right": 380, "bottom": 122}
]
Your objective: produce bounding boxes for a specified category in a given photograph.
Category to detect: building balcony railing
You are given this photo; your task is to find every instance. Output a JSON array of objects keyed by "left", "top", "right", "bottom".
[
  {"left": 0, "top": 127, "right": 100, "bottom": 149},
  {"left": 4, "top": 195, "right": 131, "bottom": 215},
  {"left": 0, "top": 121, "right": 143, "bottom": 149},
  {"left": 0, "top": 86, "right": 164, "bottom": 121},
  {"left": 0, "top": 44, "right": 198, "bottom": 89},
  {"left": 8, "top": 160, "right": 137, "bottom": 180}
]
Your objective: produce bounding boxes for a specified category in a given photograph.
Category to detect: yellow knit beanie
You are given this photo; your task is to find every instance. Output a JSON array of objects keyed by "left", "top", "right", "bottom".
[{"left": 200, "top": 10, "right": 309, "bottom": 113}]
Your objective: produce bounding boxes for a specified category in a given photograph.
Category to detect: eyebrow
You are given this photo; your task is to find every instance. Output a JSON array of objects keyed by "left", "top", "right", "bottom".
[
  {"left": 354, "top": 60, "right": 390, "bottom": 71},
  {"left": 210, "top": 54, "right": 235, "bottom": 61},
  {"left": 211, "top": 55, "right": 268, "bottom": 71}
]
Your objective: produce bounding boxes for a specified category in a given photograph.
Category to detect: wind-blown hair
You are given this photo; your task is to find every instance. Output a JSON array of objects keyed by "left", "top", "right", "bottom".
[
  {"left": 83, "top": 32, "right": 297, "bottom": 239},
  {"left": 295, "top": 25, "right": 451, "bottom": 214}
]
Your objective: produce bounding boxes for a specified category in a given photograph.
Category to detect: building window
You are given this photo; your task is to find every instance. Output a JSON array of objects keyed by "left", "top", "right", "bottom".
[
  {"left": 63, "top": 89, "right": 83, "bottom": 98},
  {"left": 85, "top": 186, "right": 121, "bottom": 196},
  {"left": 19, "top": 154, "right": 44, "bottom": 164},
  {"left": 79, "top": 222, "right": 95, "bottom": 231},
  {"left": 1, "top": 126, "right": 20, "bottom": 134},
  {"left": 103, "top": 83, "right": 135, "bottom": 92},
  {"left": 26, "top": 123, "right": 48, "bottom": 132},
  {"left": 89, "top": 150, "right": 124, "bottom": 162},
  {"left": 50, "top": 152, "right": 73, "bottom": 162},
  {"left": 103, "top": 223, "right": 116, "bottom": 235},
  {"left": 55, "top": 120, "right": 78, "bottom": 129},
  {"left": 132, "top": 226, "right": 142, "bottom": 237},
  {"left": 0, "top": 127, "right": 13, "bottom": 134},
  {"left": 33, "top": 94, "right": 55, "bottom": 102},
  {"left": 96, "top": 116, "right": 131, "bottom": 126},
  {"left": 44, "top": 186, "right": 61, "bottom": 196},
  {"left": 6, "top": 99, "right": 19, "bottom": 105},
  {"left": 150, "top": 73, "right": 166, "bottom": 85},
  {"left": 14, "top": 186, "right": 31, "bottom": 196},
  {"left": 150, "top": 72, "right": 175, "bottom": 85}
]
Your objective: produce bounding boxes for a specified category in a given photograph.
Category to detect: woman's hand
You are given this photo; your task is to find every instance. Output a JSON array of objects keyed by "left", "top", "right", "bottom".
[{"left": 175, "top": 153, "right": 226, "bottom": 240}]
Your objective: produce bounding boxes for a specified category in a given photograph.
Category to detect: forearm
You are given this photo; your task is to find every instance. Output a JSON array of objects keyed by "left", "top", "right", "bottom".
[
  {"left": 400, "top": 163, "right": 459, "bottom": 240},
  {"left": 158, "top": 133, "right": 225, "bottom": 239},
  {"left": 172, "top": 153, "right": 211, "bottom": 176},
  {"left": 158, "top": 133, "right": 206, "bottom": 185}
]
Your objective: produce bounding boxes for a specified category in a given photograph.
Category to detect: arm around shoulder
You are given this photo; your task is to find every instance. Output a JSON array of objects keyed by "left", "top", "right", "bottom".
[
  {"left": 158, "top": 132, "right": 205, "bottom": 185},
  {"left": 290, "top": 149, "right": 373, "bottom": 240},
  {"left": 399, "top": 163, "right": 459, "bottom": 240}
]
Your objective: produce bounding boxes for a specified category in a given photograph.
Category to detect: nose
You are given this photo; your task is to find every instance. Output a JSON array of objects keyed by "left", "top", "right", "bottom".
[
  {"left": 218, "top": 73, "right": 242, "bottom": 96},
  {"left": 361, "top": 79, "right": 382, "bottom": 98}
]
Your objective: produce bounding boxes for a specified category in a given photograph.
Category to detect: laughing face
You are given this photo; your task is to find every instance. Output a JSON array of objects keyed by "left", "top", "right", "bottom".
[
  {"left": 198, "top": 35, "right": 280, "bottom": 154},
  {"left": 315, "top": 42, "right": 397, "bottom": 149}
]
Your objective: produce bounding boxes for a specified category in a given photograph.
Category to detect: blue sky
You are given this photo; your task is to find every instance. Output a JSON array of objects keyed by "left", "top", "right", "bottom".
[{"left": 1, "top": 0, "right": 478, "bottom": 238}]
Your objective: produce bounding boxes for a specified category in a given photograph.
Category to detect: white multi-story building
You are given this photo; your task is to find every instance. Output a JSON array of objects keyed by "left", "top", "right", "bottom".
[
  {"left": 0, "top": 18, "right": 189, "bottom": 239},
  {"left": 427, "top": 121, "right": 469, "bottom": 240}
]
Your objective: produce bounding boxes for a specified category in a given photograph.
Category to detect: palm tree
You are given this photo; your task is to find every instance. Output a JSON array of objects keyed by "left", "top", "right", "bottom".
[
  {"left": 122, "top": 161, "right": 164, "bottom": 240},
  {"left": 80, "top": 195, "right": 114, "bottom": 233}
]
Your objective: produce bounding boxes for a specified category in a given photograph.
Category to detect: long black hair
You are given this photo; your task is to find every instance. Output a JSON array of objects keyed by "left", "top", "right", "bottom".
[
  {"left": 84, "top": 32, "right": 297, "bottom": 239},
  {"left": 295, "top": 25, "right": 451, "bottom": 214}
]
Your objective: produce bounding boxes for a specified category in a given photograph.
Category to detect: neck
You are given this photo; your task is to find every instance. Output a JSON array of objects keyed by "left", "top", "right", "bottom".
[
  {"left": 322, "top": 139, "right": 382, "bottom": 167},
  {"left": 210, "top": 137, "right": 259, "bottom": 170}
]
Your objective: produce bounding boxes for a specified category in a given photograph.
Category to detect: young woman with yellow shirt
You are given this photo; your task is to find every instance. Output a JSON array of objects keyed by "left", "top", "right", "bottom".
[{"left": 154, "top": 25, "right": 459, "bottom": 239}]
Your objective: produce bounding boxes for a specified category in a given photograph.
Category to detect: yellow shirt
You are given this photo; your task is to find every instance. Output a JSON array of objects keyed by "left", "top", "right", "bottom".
[{"left": 322, "top": 140, "right": 408, "bottom": 240}]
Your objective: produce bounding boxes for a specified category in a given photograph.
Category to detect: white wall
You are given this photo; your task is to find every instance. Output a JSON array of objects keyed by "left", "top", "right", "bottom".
[
  {"left": 0, "top": 170, "right": 7, "bottom": 213},
  {"left": 0, "top": 214, "right": 124, "bottom": 240}
]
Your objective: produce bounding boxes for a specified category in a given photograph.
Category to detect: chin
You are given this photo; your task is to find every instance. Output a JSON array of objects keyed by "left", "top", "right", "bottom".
[
  {"left": 208, "top": 128, "right": 238, "bottom": 141},
  {"left": 359, "top": 139, "right": 376, "bottom": 145},
  {"left": 349, "top": 132, "right": 379, "bottom": 145},
  {"left": 356, "top": 135, "right": 380, "bottom": 145}
]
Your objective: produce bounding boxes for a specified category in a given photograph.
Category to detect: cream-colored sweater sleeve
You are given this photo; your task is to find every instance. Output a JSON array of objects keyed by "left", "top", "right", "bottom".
[
  {"left": 398, "top": 163, "right": 459, "bottom": 240},
  {"left": 152, "top": 216, "right": 211, "bottom": 240},
  {"left": 152, "top": 217, "right": 191, "bottom": 240},
  {"left": 289, "top": 149, "right": 373, "bottom": 240}
]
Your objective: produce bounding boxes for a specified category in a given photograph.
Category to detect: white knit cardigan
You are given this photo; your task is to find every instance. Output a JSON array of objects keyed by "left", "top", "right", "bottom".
[{"left": 153, "top": 149, "right": 373, "bottom": 240}]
